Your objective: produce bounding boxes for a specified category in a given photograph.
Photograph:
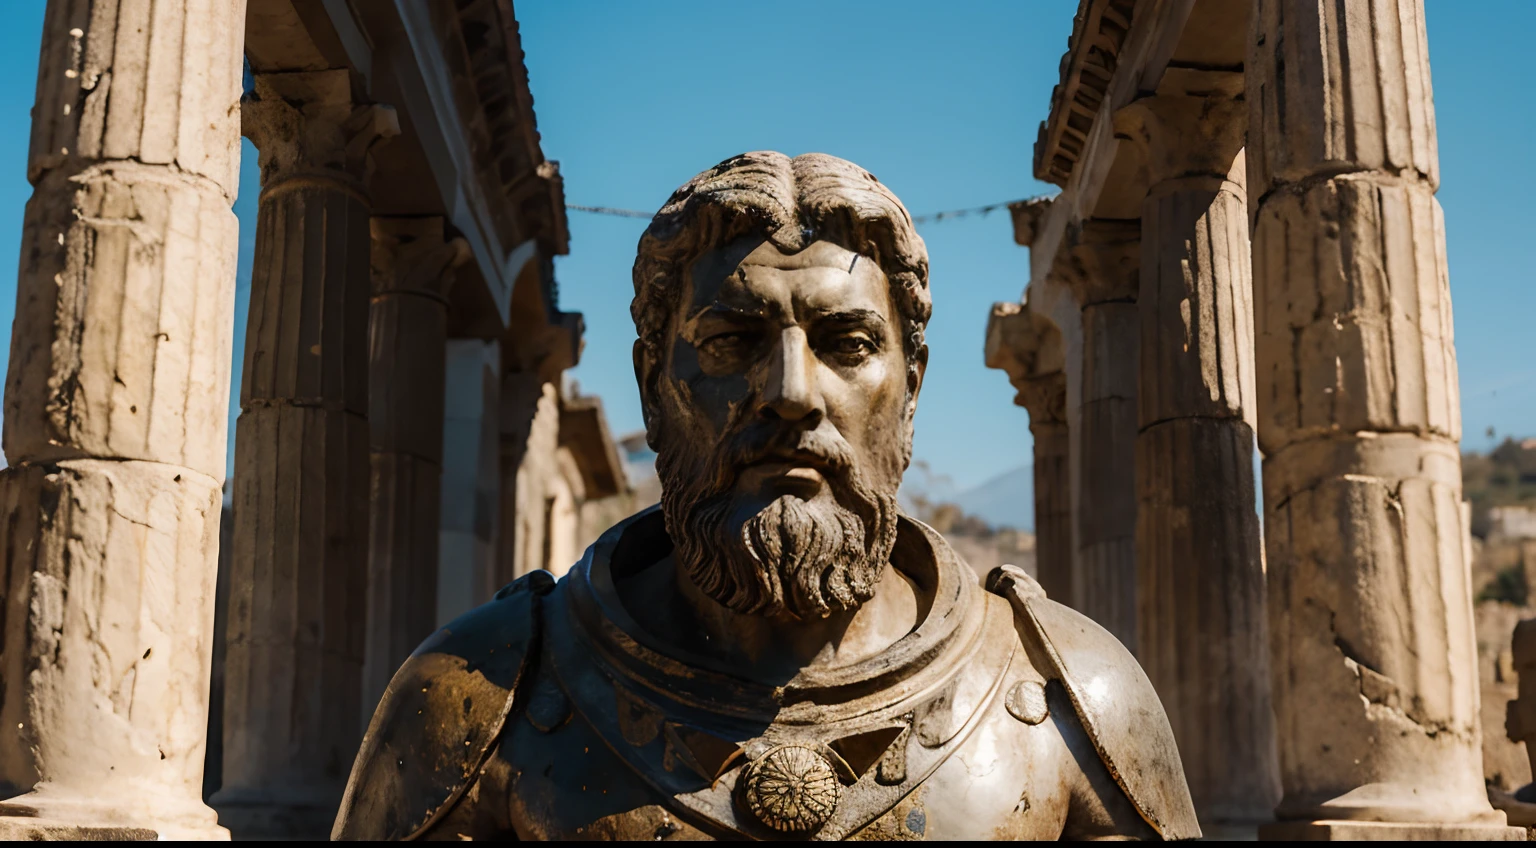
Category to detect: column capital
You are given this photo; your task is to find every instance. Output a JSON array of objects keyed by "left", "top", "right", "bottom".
[
  {"left": 1008, "top": 196, "right": 1054, "bottom": 247},
  {"left": 370, "top": 217, "right": 472, "bottom": 302},
  {"left": 1060, "top": 219, "right": 1140, "bottom": 305},
  {"left": 242, "top": 70, "right": 399, "bottom": 191},
  {"left": 985, "top": 301, "right": 1066, "bottom": 425},
  {"left": 1113, "top": 94, "right": 1246, "bottom": 190},
  {"left": 1019, "top": 373, "right": 1068, "bottom": 430}
]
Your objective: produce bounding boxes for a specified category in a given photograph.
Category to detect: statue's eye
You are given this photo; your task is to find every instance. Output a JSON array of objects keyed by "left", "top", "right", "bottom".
[
  {"left": 700, "top": 332, "right": 751, "bottom": 358},
  {"left": 827, "top": 334, "right": 876, "bottom": 359}
]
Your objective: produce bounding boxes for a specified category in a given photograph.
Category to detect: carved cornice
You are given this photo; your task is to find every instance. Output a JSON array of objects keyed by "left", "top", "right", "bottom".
[
  {"left": 439, "top": 0, "right": 570, "bottom": 259},
  {"left": 1033, "top": 0, "right": 1138, "bottom": 188}
]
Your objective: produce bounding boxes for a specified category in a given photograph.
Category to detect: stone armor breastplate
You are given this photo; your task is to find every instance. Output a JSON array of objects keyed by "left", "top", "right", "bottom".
[
  {"left": 513, "top": 513, "right": 1026, "bottom": 840},
  {"left": 331, "top": 508, "right": 1200, "bottom": 841}
]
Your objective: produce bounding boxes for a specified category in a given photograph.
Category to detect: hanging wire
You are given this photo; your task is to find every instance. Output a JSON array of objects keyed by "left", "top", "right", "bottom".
[
  {"left": 565, "top": 193, "right": 1054, "bottom": 227},
  {"left": 564, "top": 204, "right": 653, "bottom": 219}
]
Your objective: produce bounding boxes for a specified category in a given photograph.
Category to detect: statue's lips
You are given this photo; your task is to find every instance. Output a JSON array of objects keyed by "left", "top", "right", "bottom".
[{"left": 735, "top": 456, "right": 830, "bottom": 494}]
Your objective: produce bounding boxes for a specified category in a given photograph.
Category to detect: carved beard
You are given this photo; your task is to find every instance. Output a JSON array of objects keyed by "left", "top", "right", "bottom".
[{"left": 656, "top": 420, "right": 900, "bottom": 620}]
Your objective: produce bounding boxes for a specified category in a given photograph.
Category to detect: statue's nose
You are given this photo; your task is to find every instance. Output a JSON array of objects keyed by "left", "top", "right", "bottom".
[{"left": 759, "top": 327, "right": 824, "bottom": 425}]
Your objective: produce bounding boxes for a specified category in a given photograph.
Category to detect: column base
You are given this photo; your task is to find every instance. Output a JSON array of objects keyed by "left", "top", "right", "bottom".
[
  {"left": 1198, "top": 821, "right": 1262, "bottom": 840},
  {"left": 0, "top": 811, "right": 227, "bottom": 841},
  {"left": 0, "top": 793, "right": 228, "bottom": 841},
  {"left": 0, "top": 818, "right": 195, "bottom": 840},
  {"left": 212, "top": 799, "right": 339, "bottom": 841},
  {"left": 1258, "top": 820, "right": 1528, "bottom": 841}
]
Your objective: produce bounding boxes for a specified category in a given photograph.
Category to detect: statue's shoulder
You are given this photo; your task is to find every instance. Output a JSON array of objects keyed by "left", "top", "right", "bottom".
[
  {"left": 984, "top": 565, "right": 1201, "bottom": 841},
  {"left": 331, "top": 570, "right": 557, "bottom": 840}
]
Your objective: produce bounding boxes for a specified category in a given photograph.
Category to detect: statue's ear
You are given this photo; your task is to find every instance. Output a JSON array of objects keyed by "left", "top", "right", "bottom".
[
  {"left": 901, "top": 343, "right": 927, "bottom": 452},
  {"left": 634, "top": 339, "right": 662, "bottom": 450},
  {"left": 905, "top": 343, "right": 928, "bottom": 421}
]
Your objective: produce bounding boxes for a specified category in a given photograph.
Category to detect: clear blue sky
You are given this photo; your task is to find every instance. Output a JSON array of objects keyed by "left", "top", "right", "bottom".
[{"left": 0, "top": 1, "right": 1529, "bottom": 491}]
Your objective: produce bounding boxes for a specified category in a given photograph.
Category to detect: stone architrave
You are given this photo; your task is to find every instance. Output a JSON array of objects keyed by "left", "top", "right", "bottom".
[
  {"left": 360, "top": 218, "right": 469, "bottom": 720},
  {"left": 1247, "top": 0, "right": 1519, "bottom": 839},
  {"left": 214, "top": 69, "right": 397, "bottom": 839},
  {"left": 984, "top": 302, "right": 1070, "bottom": 602},
  {"left": 1061, "top": 222, "right": 1140, "bottom": 653},
  {"left": 0, "top": 0, "right": 245, "bottom": 839},
  {"left": 1115, "top": 92, "right": 1279, "bottom": 826}
]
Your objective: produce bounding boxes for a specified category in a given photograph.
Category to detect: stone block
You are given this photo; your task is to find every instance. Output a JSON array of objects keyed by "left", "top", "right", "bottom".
[
  {"left": 1032, "top": 423, "right": 1071, "bottom": 604},
  {"left": 1258, "top": 819, "right": 1524, "bottom": 841},
  {"left": 28, "top": 0, "right": 245, "bottom": 195},
  {"left": 1080, "top": 302, "right": 1139, "bottom": 404},
  {"left": 1075, "top": 296, "right": 1138, "bottom": 650},
  {"left": 368, "top": 294, "right": 447, "bottom": 460},
  {"left": 3, "top": 169, "right": 237, "bottom": 480},
  {"left": 1137, "top": 417, "right": 1276, "bottom": 821},
  {"left": 1139, "top": 179, "right": 1255, "bottom": 426},
  {"left": 0, "top": 459, "right": 225, "bottom": 838},
  {"left": 1247, "top": 0, "right": 1439, "bottom": 193},
  {"left": 1077, "top": 395, "right": 1137, "bottom": 546},
  {"left": 1078, "top": 538, "right": 1136, "bottom": 652},
  {"left": 1251, "top": 177, "right": 1459, "bottom": 454},
  {"left": 1262, "top": 434, "right": 1488, "bottom": 822},
  {"left": 240, "top": 187, "right": 371, "bottom": 414},
  {"left": 361, "top": 451, "right": 442, "bottom": 718},
  {"left": 220, "top": 405, "right": 368, "bottom": 806}
]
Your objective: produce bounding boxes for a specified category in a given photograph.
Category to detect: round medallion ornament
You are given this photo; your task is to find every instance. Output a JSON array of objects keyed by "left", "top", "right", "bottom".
[{"left": 739, "top": 744, "right": 843, "bottom": 833}]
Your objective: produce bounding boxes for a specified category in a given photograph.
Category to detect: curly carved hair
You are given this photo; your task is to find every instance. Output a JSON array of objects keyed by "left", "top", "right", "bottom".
[{"left": 631, "top": 151, "right": 932, "bottom": 360}]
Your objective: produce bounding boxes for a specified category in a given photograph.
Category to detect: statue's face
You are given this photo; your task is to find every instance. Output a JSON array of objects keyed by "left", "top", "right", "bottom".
[{"left": 640, "top": 237, "right": 924, "bottom": 619}]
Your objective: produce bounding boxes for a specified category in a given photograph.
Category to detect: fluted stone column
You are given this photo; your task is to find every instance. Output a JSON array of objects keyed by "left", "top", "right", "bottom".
[
  {"left": 1248, "top": 1, "right": 1517, "bottom": 839},
  {"left": 360, "top": 218, "right": 467, "bottom": 719},
  {"left": 985, "top": 301, "right": 1071, "bottom": 600},
  {"left": 440, "top": 341, "right": 503, "bottom": 622},
  {"left": 1062, "top": 223, "right": 1140, "bottom": 652},
  {"left": 1116, "top": 93, "right": 1279, "bottom": 826},
  {"left": 0, "top": 0, "right": 245, "bottom": 839},
  {"left": 1023, "top": 375, "right": 1070, "bottom": 601},
  {"left": 214, "top": 70, "right": 396, "bottom": 839}
]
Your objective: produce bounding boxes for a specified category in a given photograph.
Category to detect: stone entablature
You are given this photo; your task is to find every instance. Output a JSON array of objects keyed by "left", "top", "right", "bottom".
[{"left": 1033, "top": 0, "right": 1136, "bottom": 186}]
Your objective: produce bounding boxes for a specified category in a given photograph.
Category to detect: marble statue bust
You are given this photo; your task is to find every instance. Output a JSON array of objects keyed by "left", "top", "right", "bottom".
[{"left": 331, "top": 151, "right": 1200, "bottom": 841}]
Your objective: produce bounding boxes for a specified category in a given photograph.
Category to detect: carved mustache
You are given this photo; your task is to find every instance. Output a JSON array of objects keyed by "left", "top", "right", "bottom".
[{"left": 701, "top": 424, "right": 857, "bottom": 494}]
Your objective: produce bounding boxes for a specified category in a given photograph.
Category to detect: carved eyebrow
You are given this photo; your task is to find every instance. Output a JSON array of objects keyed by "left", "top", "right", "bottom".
[
  {"left": 808, "top": 308, "right": 887, "bottom": 328},
  {"left": 686, "top": 304, "right": 770, "bottom": 326}
]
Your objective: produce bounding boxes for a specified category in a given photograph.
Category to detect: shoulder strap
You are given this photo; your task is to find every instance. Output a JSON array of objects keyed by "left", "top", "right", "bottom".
[
  {"left": 331, "top": 570, "right": 555, "bottom": 840},
  {"left": 985, "top": 565, "right": 1201, "bottom": 841}
]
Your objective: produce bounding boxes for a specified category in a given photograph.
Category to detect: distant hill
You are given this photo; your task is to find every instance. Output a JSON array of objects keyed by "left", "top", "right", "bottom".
[
  {"left": 899, "top": 461, "right": 1034, "bottom": 533},
  {"left": 1467, "top": 437, "right": 1536, "bottom": 539},
  {"left": 951, "top": 464, "right": 1034, "bottom": 532}
]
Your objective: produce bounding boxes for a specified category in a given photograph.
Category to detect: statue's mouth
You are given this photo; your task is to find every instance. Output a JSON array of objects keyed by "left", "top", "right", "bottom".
[{"left": 735, "top": 450, "right": 836, "bottom": 497}]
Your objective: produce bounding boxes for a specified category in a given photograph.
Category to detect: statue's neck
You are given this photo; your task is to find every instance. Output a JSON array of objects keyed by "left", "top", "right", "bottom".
[{"left": 621, "top": 555, "right": 921, "bottom": 685}]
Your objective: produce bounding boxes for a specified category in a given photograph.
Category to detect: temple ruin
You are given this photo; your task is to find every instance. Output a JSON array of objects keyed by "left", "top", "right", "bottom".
[
  {"left": 0, "top": 0, "right": 1520, "bottom": 841},
  {"left": 987, "top": 0, "right": 1518, "bottom": 839},
  {"left": 0, "top": 0, "right": 625, "bottom": 839}
]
